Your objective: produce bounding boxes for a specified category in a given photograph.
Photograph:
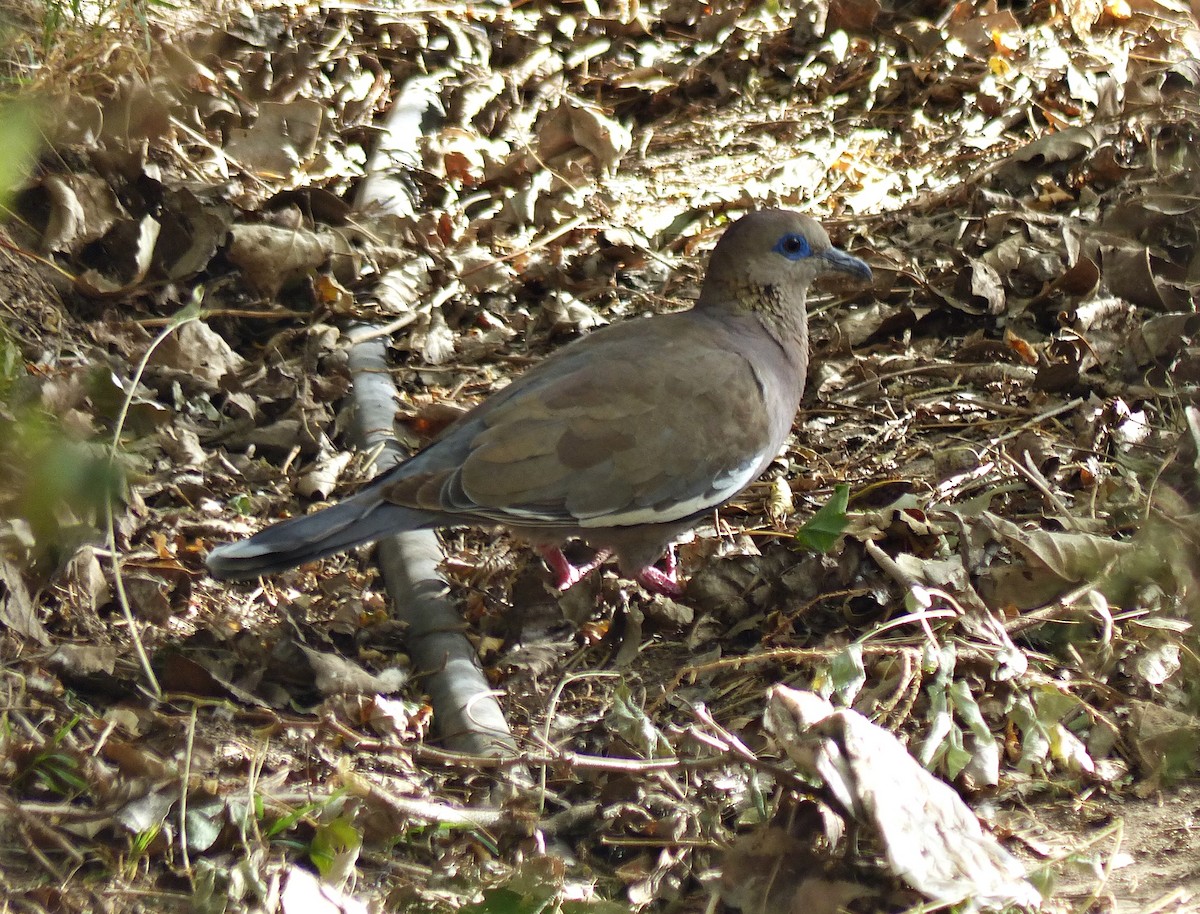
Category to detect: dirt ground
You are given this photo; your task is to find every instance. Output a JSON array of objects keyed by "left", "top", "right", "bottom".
[{"left": 1020, "top": 783, "right": 1200, "bottom": 909}]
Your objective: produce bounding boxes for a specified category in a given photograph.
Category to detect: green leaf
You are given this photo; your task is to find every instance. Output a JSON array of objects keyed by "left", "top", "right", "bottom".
[
  {"left": 607, "top": 681, "right": 674, "bottom": 760},
  {"left": 795, "top": 484, "right": 850, "bottom": 552},
  {"left": 459, "top": 888, "right": 540, "bottom": 914},
  {"left": 0, "top": 103, "right": 39, "bottom": 208},
  {"left": 228, "top": 493, "right": 257, "bottom": 515},
  {"left": 309, "top": 817, "right": 362, "bottom": 879},
  {"left": 828, "top": 644, "right": 866, "bottom": 705}
]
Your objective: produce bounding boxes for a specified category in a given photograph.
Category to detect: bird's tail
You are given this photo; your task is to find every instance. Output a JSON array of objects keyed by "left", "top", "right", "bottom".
[{"left": 205, "top": 490, "right": 431, "bottom": 580}]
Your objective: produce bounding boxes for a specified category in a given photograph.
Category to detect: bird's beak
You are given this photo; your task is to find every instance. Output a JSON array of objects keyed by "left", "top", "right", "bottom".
[{"left": 821, "top": 247, "right": 873, "bottom": 282}]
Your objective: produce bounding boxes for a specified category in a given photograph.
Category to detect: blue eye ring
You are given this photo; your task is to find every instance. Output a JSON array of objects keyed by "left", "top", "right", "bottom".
[{"left": 773, "top": 232, "right": 811, "bottom": 260}]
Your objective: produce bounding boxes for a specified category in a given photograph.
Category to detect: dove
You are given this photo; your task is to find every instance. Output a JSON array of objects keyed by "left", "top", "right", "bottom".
[{"left": 206, "top": 210, "right": 872, "bottom": 595}]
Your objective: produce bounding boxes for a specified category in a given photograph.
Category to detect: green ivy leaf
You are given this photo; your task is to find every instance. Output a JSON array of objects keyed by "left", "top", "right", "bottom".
[{"left": 795, "top": 483, "right": 850, "bottom": 552}]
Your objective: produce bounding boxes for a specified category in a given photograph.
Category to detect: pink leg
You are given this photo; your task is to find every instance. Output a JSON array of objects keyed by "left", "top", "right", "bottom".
[
  {"left": 661, "top": 542, "right": 677, "bottom": 578},
  {"left": 538, "top": 546, "right": 612, "bottom": 591},
  {"left": 634, "top": 544, "right": 684, "bottom": 597}
]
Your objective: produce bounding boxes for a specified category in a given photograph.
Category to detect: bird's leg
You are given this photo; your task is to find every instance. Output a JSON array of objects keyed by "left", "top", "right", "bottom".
[
  {"left": 661, "top": 542, "right": 678, "bottom": 578},
  {"left": 635, "top": 544, "right": 684, "bottom": 597},
  {"left": 538, "top": 546, "right": 612, "bottom": 591}
]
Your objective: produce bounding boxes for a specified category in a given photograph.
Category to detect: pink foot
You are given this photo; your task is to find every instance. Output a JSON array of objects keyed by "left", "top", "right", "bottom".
[
  {"left": 635, "top": 545, "right": 684, "bottom": 597},
  {"left": 539, "top": 546, "right": 612, "bottom": 591}
]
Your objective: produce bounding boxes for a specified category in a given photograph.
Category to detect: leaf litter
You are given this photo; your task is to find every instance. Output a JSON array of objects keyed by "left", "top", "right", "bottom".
[{"left": 2, "top": 0, "right": 1200, "bottom": 911}]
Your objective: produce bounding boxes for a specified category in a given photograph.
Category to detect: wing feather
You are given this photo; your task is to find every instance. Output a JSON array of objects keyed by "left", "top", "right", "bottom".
[{"left": 381, "top": 311, "right": 797, "bottom": 529}]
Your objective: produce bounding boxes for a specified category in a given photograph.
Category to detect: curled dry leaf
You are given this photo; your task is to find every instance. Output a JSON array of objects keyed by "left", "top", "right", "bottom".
[
  {"left": 122, "top": 573, "right": 174, "bottom": 623},
  {"left": 224, "top": 99, "right": 326, "bottom": 178},
  {"left": 147, "top": 320, "right": 246, "bottom": 388},
  {"left": 371, "top": 257, "right": 434, "bottom": 314},
  {"left": 367, "top": 695, "right": 419, "bottom": 741},
  {"left": 297, "top": 449, "right": 354, "bottom": 499},
  {"left": 1012, "top": 125, "right": 1099, "bottom": 167},
  {"left": 1102, "top": 241, "right": 1188, "bottom": 310},
  {"left": 538, "top": 99, "right": 632, "bottom": 172},
  {"left": 1138, "top": 312, "right": 1200, "bottom": 363},
  {"left": 765, "top": 686, "right": 1040, "bottom": 910},
  {"left": 38, "top": 172, "right": 126, "bottom": 254},
  {"left": 0, "top": 555, "right": 45, "bottom": 644},
  {"left": 297, "top": 644, "right": 408, "bottom": 698},
  {"left": 47, "top": 641, "right": 116, "bottom": 676},
  {"left": 540, "top": 289, "right": 607, "bottom": 334},
  {"left": 982, "top": 511, "right": 1133, "bottom": 585},
  {"left": 65, "top": 546, "right": 111, "bottom": 613},
  {"left": 227, "top": 223, "right": 360, "bottom": 297},
  {"left": 455, "top": 245, "right": 517, "bottom": 293},
  {"left": 411, "top": 308, "right": 456, "bottom": 365},
  {"left": 75, "top": 216, "right": 162, "bottom": 298},
  {"left": 955, "top": 256, "right": 1003, "bottom": 314},
  {"left": 1128, "top": 699, "right": 1200, "bottom": 782}
]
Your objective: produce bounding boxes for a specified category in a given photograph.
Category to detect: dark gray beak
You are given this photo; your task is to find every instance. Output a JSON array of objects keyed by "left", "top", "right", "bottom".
[{"left": 822, "top": 247, "right": 873, "bottom": 282}]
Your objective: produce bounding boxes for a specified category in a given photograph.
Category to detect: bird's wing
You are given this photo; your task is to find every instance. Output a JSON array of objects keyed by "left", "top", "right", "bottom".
[{"left": 380, "top": 313, "right": 792, "bottom": 529}]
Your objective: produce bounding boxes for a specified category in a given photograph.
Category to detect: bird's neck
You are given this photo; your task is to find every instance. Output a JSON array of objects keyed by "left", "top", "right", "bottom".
[
  {"left": 702, "top": 282, "right": 809, "bottom": 362},
  {"left": 758, "top": 287, "right": 809, "bottom": 350},
  {"left": 696, "top": 273, "right": 810, "bottom": 362}
]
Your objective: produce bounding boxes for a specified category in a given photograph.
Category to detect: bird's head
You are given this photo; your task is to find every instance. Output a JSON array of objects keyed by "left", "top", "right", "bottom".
[{"left": 697, "top": 210, "right": 872, "bottom": 317}]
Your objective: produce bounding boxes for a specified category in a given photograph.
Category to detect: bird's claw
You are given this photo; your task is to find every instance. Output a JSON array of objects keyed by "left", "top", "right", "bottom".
[
  {"left": 635, "top": 565, "right": 684, "bottom": 597},
  {"left": 539, "top": 546, "right": 612, "bottom": 591},
  {"left": 539, "top": 544, "right": 684, "bottom": 596},
  {"left": 635, "top": 544, "right": 683, "bottom": 597}
]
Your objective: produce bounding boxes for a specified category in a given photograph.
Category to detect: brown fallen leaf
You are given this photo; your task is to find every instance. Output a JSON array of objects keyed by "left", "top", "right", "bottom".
[{"left": 765, "top": 686, "right": 1041, "bottom": 910}]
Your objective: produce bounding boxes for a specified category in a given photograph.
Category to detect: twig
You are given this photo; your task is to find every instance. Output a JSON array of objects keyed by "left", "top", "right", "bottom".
[
  {"left": 998, "top": 450, "right": 1076, "bottom": 525},
  {"left": 341, "top": 310, "right": 420, "bottom": 346},
  {"left": 988, "top": 396, "right": 1084, "bottom": 447},
  {"left": 461, "top": 213, "right": 589, "bottom": 276},
  {"left": 178, "top": 705, "right": 197, "bottom": 882},
  {"left": 0, "top": 793, "right": 85, "bottom": 873},
  {"left": 359, "top": 782, "right": 522, "bottom": 829},
  {"left": 104, "top": 297, "right": 206, "bottom": 698},
  {"left": 538, "top": 670, "right": 622, "bottom": 814},
  {"left": 346, "top": 75, "right": 520, "bottom": 759},
  {"left": 346, "top": 336, "right": 517, "bottom": 756}
]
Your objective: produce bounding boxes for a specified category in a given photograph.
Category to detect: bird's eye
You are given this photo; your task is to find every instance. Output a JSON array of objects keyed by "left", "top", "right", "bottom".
[{"left": 773, "top": 232, "right": 811, "bottom": 260}]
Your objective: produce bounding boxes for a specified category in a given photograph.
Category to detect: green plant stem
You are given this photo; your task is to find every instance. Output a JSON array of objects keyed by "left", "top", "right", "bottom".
[{"left": 104, "top": 294, "right": 203, "bottom": 698}]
